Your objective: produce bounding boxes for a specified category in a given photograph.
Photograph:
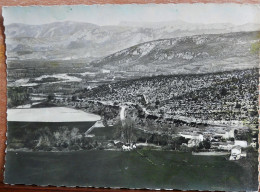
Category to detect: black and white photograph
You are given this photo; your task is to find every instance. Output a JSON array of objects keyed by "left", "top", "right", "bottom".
[{"left": 3, "top": 4, "right": 260, "bottom": 191}]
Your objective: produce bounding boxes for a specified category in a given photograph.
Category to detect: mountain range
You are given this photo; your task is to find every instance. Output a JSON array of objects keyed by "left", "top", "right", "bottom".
[
  {"left": 4, "top": 21, "right": 260, "bottom": 61},
  {"left": 90, "top": 31, "right": 260, "bottom": 74}
]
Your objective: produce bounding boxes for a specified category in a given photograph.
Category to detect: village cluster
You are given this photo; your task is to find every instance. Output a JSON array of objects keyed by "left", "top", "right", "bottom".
[
  {"left": 87, "top": 117, "right": 255, "bottom": 161},
  {"left": 178, "top": 127, "right": 254, "bottom": 160}
]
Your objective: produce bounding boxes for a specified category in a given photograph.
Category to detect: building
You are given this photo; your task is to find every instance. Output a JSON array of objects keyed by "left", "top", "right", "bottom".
[
  {"left": 179, "top": 133, "right": 203, "bottom": 141},
  {"left": 234, "top": 140, "right": 248, "bottom": 148},
  {"left": 102, "top": 69, "right": 111, "bottom": 74},
  {"left": 188, "top": 139, "right": 200, "bottom": 147},
  {"left": 218, "top": 143, "right": 234, "bottom": 151},
  {"left": 229, "top": 146, "right": 242, "bottom": 160},
  {"left": 214, "top": 129, "right": 235, "bottom": 140}
]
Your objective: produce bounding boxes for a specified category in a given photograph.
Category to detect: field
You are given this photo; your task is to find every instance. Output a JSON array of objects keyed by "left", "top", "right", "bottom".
[{"left": 5, "top": 150, "right": 258, "bottom": 191}]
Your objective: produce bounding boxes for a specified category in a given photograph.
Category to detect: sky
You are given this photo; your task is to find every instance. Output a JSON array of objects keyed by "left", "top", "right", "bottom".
[{"left": 3, "top": 4, "right": 260, "bottom": 26}]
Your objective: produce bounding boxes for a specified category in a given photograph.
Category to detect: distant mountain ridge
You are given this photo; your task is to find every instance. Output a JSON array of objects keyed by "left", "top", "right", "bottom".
[
  {"left": 4, "top": 21, "right": 260, "bottom": 60},
  {"left": 90, "top": 31, "right": 260, "bottom": 74}
]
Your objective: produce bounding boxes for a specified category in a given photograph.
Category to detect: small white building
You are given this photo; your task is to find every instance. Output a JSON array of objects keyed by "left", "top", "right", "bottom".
[
  {"left": 218, "top": 144, "right": 234, "bottom": 151},
  {"left": 234, "top": 140, "right": 248, "bottom": 148},
  {"left": 179, "top": 133, "right": 203, "bottom": 142},
  {"left": 214, "top": 129, "right": 235, "bottom": 140},
  {"left": 180, "top": 133, "right": 204, "bottom": 148},
  {"left": 188, "top": 139, "right": 200, "bottom": 147},
  {"left": 102, "top": 69, "right": 110, "bottom": 74},
  {"left": 229, "top": 146, "right": 242, "bottom": 160}
]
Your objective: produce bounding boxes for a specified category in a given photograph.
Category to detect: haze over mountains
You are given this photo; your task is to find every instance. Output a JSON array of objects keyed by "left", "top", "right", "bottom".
[{"left": 4, "top": 21, "right": 260, "bottom": 61}]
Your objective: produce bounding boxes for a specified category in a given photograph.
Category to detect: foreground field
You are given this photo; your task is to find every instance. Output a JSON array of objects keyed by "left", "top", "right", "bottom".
[{"left": 5, "top": 150, "right": 258, "bottom": 191}]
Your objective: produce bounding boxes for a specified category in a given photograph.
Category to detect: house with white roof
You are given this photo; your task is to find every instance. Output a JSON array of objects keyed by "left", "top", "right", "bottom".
[
  {"left": 234, "top": 140, "right": 248, "bottom": 148},
  {"left": 229, "top": 146, "right": 242, "bottom": 160}
]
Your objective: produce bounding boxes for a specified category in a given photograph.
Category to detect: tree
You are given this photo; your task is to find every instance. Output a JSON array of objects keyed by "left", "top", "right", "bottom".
[
  {"left": 124, "top": 117, "right": 136, "bottom": 143},
  {"left": 7, "top": 87, "right": 30, "bottom": 107},
  {"left": 71, "top": 95, "right": 77, "bottom": 102},
  {"left": 170, "top": 136, "right": 189, "bottom": 150},
  {"left": 196, "top": 139, "right": 211, "bottom": 150},
  {"left": 220, "top": 88, "right": 227, "bottom": 96},
  {"left": 235, "top": 103, "right": 241, "bottom": 109},
  {"left": 47, "top": 93, "right": 55, "bottom": 101},
  {"left": 202, "top": 139, "right": 211, "bottom": 149}
]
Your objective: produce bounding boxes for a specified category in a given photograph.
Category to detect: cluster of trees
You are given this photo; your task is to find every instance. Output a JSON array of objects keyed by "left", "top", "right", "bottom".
[
  {"left": 197, "top": 139, "right": 211, "bottom": 150},
  {"left": 7, "top": 87, "right": 30, "bottom": 108},
  {"left": 16, "top": 126, "right": 97, "bottom": 151}
]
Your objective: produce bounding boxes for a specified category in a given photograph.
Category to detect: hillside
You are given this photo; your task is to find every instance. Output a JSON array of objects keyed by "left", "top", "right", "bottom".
[
  {"left": 90, "top": 31, "right": 260, "bottom": 74},
  {"left": 81, "top": 68, "right": 258, "bottom": 127}
]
